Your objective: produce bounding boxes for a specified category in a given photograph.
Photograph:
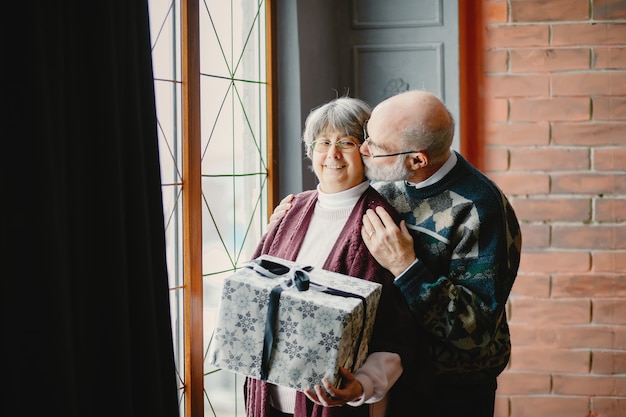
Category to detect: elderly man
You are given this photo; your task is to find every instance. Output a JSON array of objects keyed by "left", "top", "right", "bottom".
[{"left": 359, "top": 90, "right": 521, "bottom": 417}]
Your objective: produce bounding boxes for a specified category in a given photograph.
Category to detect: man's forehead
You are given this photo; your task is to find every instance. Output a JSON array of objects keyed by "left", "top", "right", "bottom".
[{"left": 368, "top": 115, "right": 399, "bottom": 144}]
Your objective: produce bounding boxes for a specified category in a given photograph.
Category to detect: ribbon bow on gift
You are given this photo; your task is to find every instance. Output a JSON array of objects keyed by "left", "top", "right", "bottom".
[
  {"left": 244, "top": 257, "right": 367, "bottom": 382},
  {"left": 246, "top": 257, "right": 312, "bottom": 291}
]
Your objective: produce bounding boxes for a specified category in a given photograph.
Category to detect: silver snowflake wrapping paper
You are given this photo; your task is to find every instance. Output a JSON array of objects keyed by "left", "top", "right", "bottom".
[{"left": 208, "top": 254, "right": 382, "bottom": 392}]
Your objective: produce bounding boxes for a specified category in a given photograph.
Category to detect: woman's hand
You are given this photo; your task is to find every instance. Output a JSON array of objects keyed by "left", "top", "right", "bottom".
[{"left": 304, "top": 367, "right": 364, "bottom": 407}]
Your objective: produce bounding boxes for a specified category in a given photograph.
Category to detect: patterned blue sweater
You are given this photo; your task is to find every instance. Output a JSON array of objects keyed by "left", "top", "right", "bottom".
[{"left": 372, "top": 152, "right": 522, "bottom": 377}]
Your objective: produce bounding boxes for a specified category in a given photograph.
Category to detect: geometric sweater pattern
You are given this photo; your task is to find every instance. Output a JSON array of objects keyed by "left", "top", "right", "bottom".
[{"left": 372, "top": 152, "right": 522, "bottom": 376}]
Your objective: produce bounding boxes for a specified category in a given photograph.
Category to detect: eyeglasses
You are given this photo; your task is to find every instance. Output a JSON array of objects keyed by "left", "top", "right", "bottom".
[
  {"left": 363, "top": 120, "right": 419, "bottom": 158},
  {"left": 311, "top": 139, "right": 360, "bottom": 153}
]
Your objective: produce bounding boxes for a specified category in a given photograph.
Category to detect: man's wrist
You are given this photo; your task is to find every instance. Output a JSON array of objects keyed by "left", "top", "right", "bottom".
[{"left": 393, "top": 258, "right": 418, "bottom": 278}]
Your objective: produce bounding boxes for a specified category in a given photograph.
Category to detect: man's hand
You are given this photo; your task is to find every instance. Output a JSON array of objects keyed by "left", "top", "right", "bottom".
[
  {"left": 268, "top": 194, "right": 294, "bottom": 226},
  {"left": 304, "top": 367, "right": 364, "bottom": 407},
  {"left": 361, "top": 206, "right": 416, "bottom": 277}
]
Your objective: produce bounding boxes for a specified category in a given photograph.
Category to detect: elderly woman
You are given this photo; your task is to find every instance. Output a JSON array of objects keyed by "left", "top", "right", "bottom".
[{"left": 245, "top": 97, "right": 416, "bottom": 417}]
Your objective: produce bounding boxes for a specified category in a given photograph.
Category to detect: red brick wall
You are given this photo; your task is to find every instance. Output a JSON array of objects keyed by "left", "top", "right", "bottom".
[{"left": 480, "top": 1, "right": 626, "bottom": 416}]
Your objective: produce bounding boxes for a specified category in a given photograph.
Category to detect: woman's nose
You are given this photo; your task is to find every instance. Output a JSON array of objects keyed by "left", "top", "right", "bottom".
[{"left": 327, "top": 143, "right": 341, "bottom": 157}]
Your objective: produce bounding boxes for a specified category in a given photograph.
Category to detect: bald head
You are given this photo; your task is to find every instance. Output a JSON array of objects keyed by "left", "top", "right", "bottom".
[
  {"left": 370, "top": 90, "right": 454, "bottom": 162},
  {"left": 376, "top": 90, "right": 450, "bottom": 130}
]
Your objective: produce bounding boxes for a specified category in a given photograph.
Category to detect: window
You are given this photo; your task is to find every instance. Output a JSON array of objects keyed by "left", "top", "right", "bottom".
[{"left": 148, "top": 1, "right": 271, "bottom": 415}]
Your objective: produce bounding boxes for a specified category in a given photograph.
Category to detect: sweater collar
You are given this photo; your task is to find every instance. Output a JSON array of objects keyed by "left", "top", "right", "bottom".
[
  {"left": 316, "top": 181, "right": 369, "bottom": 209},
  {"left": 406, "top": 150, "right": 457, "bottom": 189}
]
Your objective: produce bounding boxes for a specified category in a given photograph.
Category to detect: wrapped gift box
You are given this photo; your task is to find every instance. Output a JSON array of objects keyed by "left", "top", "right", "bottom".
[{"left": 207, "top": 254, "right": 382, "bottom": 392}]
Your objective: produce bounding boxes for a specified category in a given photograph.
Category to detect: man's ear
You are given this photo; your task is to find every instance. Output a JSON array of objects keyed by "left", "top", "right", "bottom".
[{"left": 409, "top": 151, "right": 428, "bottom": 169}]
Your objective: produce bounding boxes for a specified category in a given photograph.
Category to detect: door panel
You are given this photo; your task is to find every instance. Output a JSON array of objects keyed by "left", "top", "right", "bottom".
[
  {"left": 353, "top": 0, "right": 441, "bottom": 27},
  {"left": 354, "top": 43, "right": 443, "bottom": 106}
]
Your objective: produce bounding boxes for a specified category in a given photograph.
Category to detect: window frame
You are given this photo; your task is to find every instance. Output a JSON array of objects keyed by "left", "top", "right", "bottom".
[{"left": 152, "top": 1, "right": 277, "bottom": 416}]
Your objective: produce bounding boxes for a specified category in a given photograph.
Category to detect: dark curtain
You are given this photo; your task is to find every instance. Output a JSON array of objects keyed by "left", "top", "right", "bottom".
[{"left": 3, "top": 3, "right": 179, "bottom": 416}]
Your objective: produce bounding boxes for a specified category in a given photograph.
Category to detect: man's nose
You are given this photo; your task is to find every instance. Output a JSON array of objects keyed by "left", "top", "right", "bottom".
[{"left": 360, "top": 141, "right": 370, "bottom": 156}]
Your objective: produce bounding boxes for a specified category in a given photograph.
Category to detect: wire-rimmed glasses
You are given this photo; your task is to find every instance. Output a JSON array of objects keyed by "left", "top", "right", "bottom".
[
  {"left": 311, "top": 139, "right": 360, "bottom": 153},
  {"left": 363, "top": 120, "right": 419, "bottom": 158}
]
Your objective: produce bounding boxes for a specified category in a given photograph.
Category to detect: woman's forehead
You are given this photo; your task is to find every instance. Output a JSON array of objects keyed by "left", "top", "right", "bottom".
[{"left": 317, "top": 128, "right": 355, "bottom": 139}]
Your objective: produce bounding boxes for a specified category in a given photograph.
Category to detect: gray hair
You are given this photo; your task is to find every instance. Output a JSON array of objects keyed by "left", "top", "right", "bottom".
[{"left": 302, "top": 97, "right": 371, "bottom": 158}]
